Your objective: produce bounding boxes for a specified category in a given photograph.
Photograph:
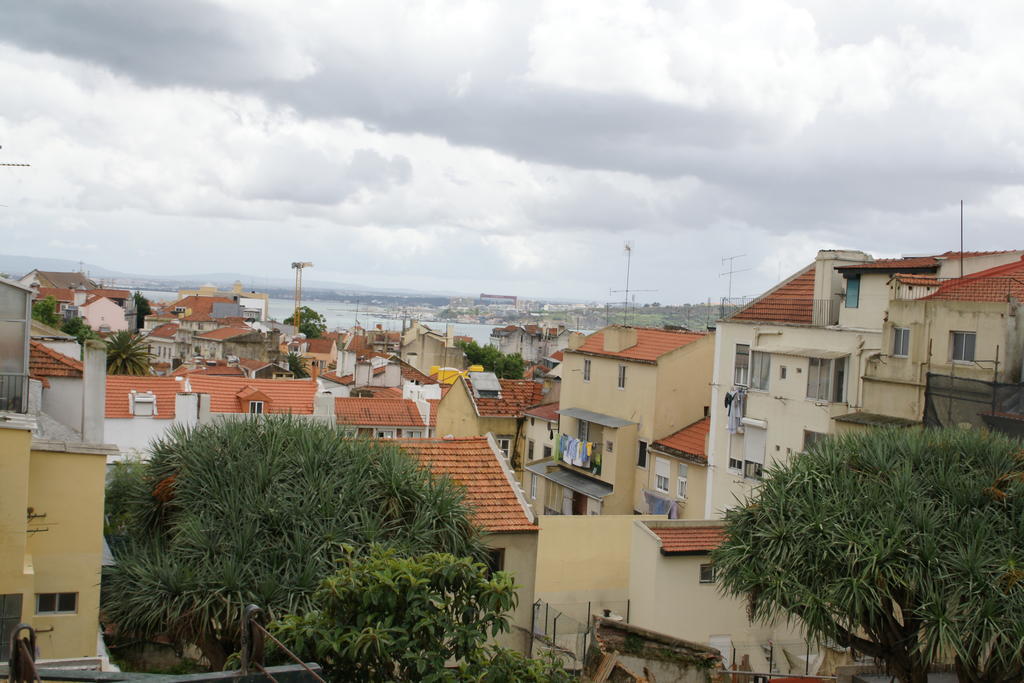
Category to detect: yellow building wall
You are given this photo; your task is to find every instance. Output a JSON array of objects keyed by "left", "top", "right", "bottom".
[
  {"left": 836, "top": 272, "right": 890, "bottom": 331},
  {"left": 1, "top": 427, "right": 108, "bottom": 660},
  {"left": 485, "top": 531, "right": 538, "bottom": 653},
  {"left": 651, "top": 335, "right": 714, "bottom": 438},
  {"left": 433, "top": 377, "right": 519, "bottom": 440}
]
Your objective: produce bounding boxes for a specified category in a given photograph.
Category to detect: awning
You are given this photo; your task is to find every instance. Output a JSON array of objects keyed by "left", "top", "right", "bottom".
[
  {"left": 833, "top": 412, "right": 920, "bottom": 427},
  {"left": 752, "top": 347, "right": 848, "bottom": 359},
  {"left": 526, "top": 461, "right": 614, "bottom": 499},
  {"left": 557, "top": 407, "right": 636, "bottom": 429}
]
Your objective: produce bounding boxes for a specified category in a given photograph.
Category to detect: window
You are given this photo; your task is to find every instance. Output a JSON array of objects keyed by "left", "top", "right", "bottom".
[
  {"left": 743, "top": 425, "right": 766, "bottom": 481},
  {"left": 530, "top": 473, "right": 537, "bottom": 500},
  {"left": 542, "top": 444, "right": 552, "bottom": 460},
  {"left": 677, "top": 463, "right": 688, "bottom": 499},
  {"left": 636, "top": 440, "right": 648, "bottom": 468},
  {"left": 497, "top": 437, "right": 512, "bottom": 457},
  {"left": 131, "top": 392, "right": 156, "bottom": 417},
  {"left": 576, "top": 420, "right": 589, "bottom": 442},
  {"left": 376, "top": 429, "right": 395, "bottom": 438},
  {"left": 36, "top": 592, "right": 77, "bottom": 615},
  {"left": 750, "top": 351, "right": 770, "bottom": 391},
  {"left": 527, "top": 439, "right": 535, "bottom": 461},
  {"left": 405, "top": 430, "right": 423, "bottom": 438},
  {"left": 583, "top": 358, "right": 591, "bottom": 382},
  {"left": 485, "top": 548, "right": 505, "bottom": 575},
  {"left": 803, "top": 430, "right": 826, "bottom": 452},
  {"left": 617, "top": 365, "right": 626, "bottom": 389},
  {"left": 699, "top": 564, "right": 716, "bottom": 584},
  {"left": 654, "top": 457, "right": 670, "bottom": 493},
  {"left": 892, "top": 327, "right": 910, "bottom": 357},
  {"left": 733, "top": 344, "right": 749, "bottom": 385},
  {"left": 780, "top": 365, "right": 787, "bottom": 379},
  {"left": 951, "top": 331, "right": 976, "bottom": 362},
  {"left": 806, "top": 357, "right": 848, "bottom": 403},
  {"left": 249, "top": 400, "right": 264, "bottom": 414},
  {"left": 845, "top": 275, "right": 861, "bottom": 308}
]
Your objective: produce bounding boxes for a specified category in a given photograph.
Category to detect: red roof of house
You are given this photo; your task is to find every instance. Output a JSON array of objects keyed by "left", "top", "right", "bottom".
[
  {"left": 105, "top": 376, "right": 184, "bottom": 419},
  {"left": 651, "top": 417, "right": 710, "bottom": 463},
  {"left": 171, "top": 364, "right": 246, "bottom": 377},
  {"left": 549, "top": 350, "right": 564, "bottom": 362},
  {"left": 29, "top": 340, "right": 83, "bottom": 378},
  {"left": 399, "top": 362, "right": 438, "bottom": 385},
  {"left": 358, "top": 386, "right": 404, "bottom": 399},
  {"left": 321, "top": 371, "right": 355, "bottom": 385},
  {"left": 923, "top": 256, "right": 1024, "bottom": 302},
  {"left": 572, "top": 327, "right": 707, "bottom": 363},
  {"left": 938, "top": 250, "right": 1021, "bottom": 259},
  {"left": 196, "top": 327, "right": 254, "bottom": 341},
  {"left": 335, "top": 397, "right": 426, "bottom": 427},
  {"left": 836, "top": 256, "right": 939, "bottom": 271},
  {"left": 891, "top": 273, "right": 941, "bottom": 287},
  {"left": 147, "top": 322, "right": 180, "bottom": 339},
  {"left": 396, "top": 437, "right": 536, "bottom": 533},
  {"left": 650, "top": 525, "right": 725, "bottom": 554},
  {"left": 35, "top": 287, "right": 75, "bottom": 303},
  {"left": 169, "top": 295, "right": 237, "bottom": 322},
  {"left": 524, "top": 402, "right": 559, "bottom": 422},
  {"left": 731, "top": 265, "right": 816, "bottom": 325},
  {"left": 87, "top": 288, "right": 131, "bottom": 300},
  {"left": 465, "top": 377, "right": 545, "bottom": 417},
  {"left": 237, "top": 358, "right": 275, "bottom": 371},
  {"left": 105, "top": 375, "right": 318, "bottom": 418},
  {"left": 304, "top": 337, "right": 336, "bottom": 354}
]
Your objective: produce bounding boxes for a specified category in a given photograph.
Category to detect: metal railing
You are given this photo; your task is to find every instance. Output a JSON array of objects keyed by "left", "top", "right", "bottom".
[
  {"left": 722, "top": 298, "right": 839, "bottom": 326},
  {"left": 0, "top": 374, "right": 28, "bottom": 413}
]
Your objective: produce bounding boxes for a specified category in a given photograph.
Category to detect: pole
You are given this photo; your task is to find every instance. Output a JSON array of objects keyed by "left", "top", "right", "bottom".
[{"left": 960, "top": 200, "right": 964, "bottom": 279}]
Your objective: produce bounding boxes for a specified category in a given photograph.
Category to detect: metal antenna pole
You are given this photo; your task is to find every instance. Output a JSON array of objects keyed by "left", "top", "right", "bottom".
[
  {"left": 609, "top": 242, "right": 655, "bottom": 325},
  {"left": 719, "top": 254, "right": 751, "bottom": 306},
  {"left": 960, "top": 200, "right": 964, "bottom": 279}
]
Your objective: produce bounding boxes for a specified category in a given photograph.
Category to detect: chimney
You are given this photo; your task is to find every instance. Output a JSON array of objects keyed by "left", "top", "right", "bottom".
[
  {"left": 567, "top": 332, "right": 586, "bottom": 351},
  {"left": 602, "top": 326, "right": 637, "bottom": 353},
  {"left": 446, "top": 324, "right": 454, "bottom": 348},
  {"left": 414, "top": 396, "right": 430, "bottom": 433},
  {"left": 81, "top": 339, "right": 106, "bottom": 444}
]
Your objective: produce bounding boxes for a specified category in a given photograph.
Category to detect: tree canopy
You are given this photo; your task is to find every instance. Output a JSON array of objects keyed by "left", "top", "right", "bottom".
[
  {"left": 283, "top": 306, "right": 327, "bottom": 338},
  {"left": 286, "top": 351, "right": 309, "bottom": 378},
  {"left": 133, "top": 291, "right": 152, "bottom": 328},
  {"left": 273, "top": 546, "right": 570, "bottom": 682},
  {"left": 105, "top": 330, "right": 152, "bottom": 375},
  {"left": 102, "top": 417, "right": 484, "bottom": 669},
  {"left": 60, "top": 316, "right": 98, "bottom": 347},
  {"left": 457, "top": 340, "right": 525, "bottom": 379},
  {"left": 32, "top": 295, "right": 62, "bottom": 328},
  {"left": 713, "top": 427, "right": 1024, "bottom": 683}
]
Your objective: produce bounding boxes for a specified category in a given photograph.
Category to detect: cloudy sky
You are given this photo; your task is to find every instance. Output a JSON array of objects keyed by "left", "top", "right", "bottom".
[{"left": 1, "top": 1, "right": 1023, "bottom": 302}]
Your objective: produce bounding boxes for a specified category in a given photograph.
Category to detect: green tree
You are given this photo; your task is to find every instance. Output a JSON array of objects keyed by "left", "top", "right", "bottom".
[
  {"left": 286, "top": 351, "right": 309, "bottom": 378},
  {"left": 713, "top": 427, "right": 1024, "bottom": 683},
  {"left": 102, "top": 417, "right": 484, "bottom": 670},
  {"left": 283, "top": 306, "right": 327, "bottom": 338},
  {"left": 60, "top": 316, "right": 98, "bottom": 347},
  {"left": 31, "top": 295, "right": 62, "bottom": 328},
  {"left": 133, "top": 291, "right": 152, "bottom": 328},
  {"left": 272, "top": 546, "right": 570, "bottom": 682},
  {"left": 105, "top": 330, "right": 152, "bottom": 375},
  {"left": 458, "top": 340, "right": 525, "bottom": 379}
]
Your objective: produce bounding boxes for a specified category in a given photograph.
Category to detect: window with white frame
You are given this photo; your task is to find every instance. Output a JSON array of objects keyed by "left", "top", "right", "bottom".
[
  {"left": 249, "top": 401, "right": 264, "bottom": 414},
  {"left": 806, "top": 356, "right": 848, "bottom": 403},
  {"left": 405, "top": 430, "right": 423, "bottom": 438},
  {"left": 749, "top": 351, "right": 770, "bottom": 391},
  {"left": 530, "top": 473, "right": 537, "bottom": 500},
  {"left": 583, "top": 358, "right": 591, "bottom": 382},
  {"left": 497, "top": 436, "right": 512, "bottom": 457},
  {"left": 734, "top": 344, "right": 750, "bottom": 385},
  {"left": 677, "top": 462, "right": 688, "bottom": 499},
  {"left": 36, "top": 592, "right": 77, "bottom": 615},
  {"left": 743, "top": 425, "right": 766, "bottom": 480},
  {"left": 654, "top": 457, "right": 670, "bottom": 493},
  {"left": 376, "top": 429, "right": 395, "bottom": 438},
  {"left": 617, "top": 364, "right": 626, "bottom": 389},
  {"left": 131, "top": 392, "right": 156, "bottom": 417},
  {"left": 892, "top": 327, "right": 910, "bottom": 357},
  {"left": 699, "top": 564, "right": 716, "bottom": 583},
  {"left": 951, "top": 331, "right": 976, "bottom": 362}
]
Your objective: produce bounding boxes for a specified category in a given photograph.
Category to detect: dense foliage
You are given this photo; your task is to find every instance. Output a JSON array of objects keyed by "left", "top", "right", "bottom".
[
  {"left": 133, "top": 291, "right": 152, "bottom": 328},
  {"left": 105, "top": 330, "right": 152, "bottom": 375},
  {"left": 713, "top": 427, "right": 1024, "bottom": 683},
  {"left": 273, "top": 547, "right": 570, "bottom": 682},
  {"left": 32, "top": 295, "right": 62, "bottom": 327},
  {"left": 283, "top": 306, "right": 327, "bottom": 338},
  {"left": 457, "top": 340, "right": 525, "bottom": 379},
  {"left": 286, "top": 351, "right": 309, "bottom": 378},
  {"left": 60, "top": 316, "right": 98, "bottom": 347},
  {"left": 103, "top": 417, "right": 484, "bottom": 669}
]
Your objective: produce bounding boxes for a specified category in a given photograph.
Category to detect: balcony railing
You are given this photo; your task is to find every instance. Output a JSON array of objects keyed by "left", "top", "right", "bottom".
[
  {"left": 723, "top": 297, "right": 840, "bottom": 326},
  {"left": 0, "top": 373, "right": 28, "bottom": 413}
]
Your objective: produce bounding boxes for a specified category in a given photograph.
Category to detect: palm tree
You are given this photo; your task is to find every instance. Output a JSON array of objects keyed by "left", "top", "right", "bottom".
[
  {"left": 286, "top": 351, "right": 309, "bottom": 378},
  {"left": 105, "top": 330, "right": 152, "bottom": 375}
]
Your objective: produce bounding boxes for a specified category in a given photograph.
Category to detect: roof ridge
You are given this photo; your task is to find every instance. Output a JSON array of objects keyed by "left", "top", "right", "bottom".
[{"left": 29, "top": 339, "right": 84, "bottom": 371}]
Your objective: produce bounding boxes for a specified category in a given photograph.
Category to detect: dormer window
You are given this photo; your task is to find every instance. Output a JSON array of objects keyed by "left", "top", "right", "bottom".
[
  {"left": 131, "top": 391, "right": 157, "bottom": 416},
  {"left": 249, "top": 401, "right": 264, "bottom": 414}
]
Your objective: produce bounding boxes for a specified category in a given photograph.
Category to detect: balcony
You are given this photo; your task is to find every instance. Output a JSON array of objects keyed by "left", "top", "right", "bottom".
[
  {"left": 725, "top": 297, "right": 840, "bottom": 327},
  {"left": 0, "top": 373, "right": 28, "bottom": 413}
]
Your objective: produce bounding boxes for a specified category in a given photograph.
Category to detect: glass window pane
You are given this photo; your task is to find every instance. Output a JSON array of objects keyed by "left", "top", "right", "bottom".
[
  {"left": 37, "top": 594, "right": 56, "bottom": 613},
  {"left": 0, "top": 286, "right": 28, "bottom": 320},
  {"left": 845, "top": 276, "right": 860, "bottom": 308},
  {"left": 965, "top": 333, "right": 976, "bottom": 361},
  {"left": 58, "top": 593, "right": 77, "bottom": 612},
  {"left": 0, "top": 322, "right": 26, "bottom": 373}
]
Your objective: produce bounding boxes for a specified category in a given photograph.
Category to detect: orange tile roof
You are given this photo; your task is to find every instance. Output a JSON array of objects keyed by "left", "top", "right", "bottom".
[
  {"left": 196, "top": 327, "right": 254, "bottom": 341},
  {"left": 237, "top": 358, "right": 275, "bottom": 371},
  {"left": 188, "top": 376, "right": 318, "bottom": 414},
  {"left": 29, "top": 340, "right": 83, "bottom": 378},
  {"left": 572, "top": 327, "right": 707, "bottom": 363},
  {"left": 361, "top": 386, "right": 404, "bottom": 398},
  {"left": 524, "top": 402, "right": 559, "bottom": 422},
  {"left": 35, "top": 287, "right": 75, "bottom": 303},
  {"left": 924, "top": 256, "right": 1024, "bottom": 302},
  {"left": 731, "top": 265, "right": 816, "bottom": 325},
  {"left": 939, "top": 250, "right": 1022, "bottom": 259},
  {"left": 396, "top": 437, "right": 536, "bottom": 533},
  {"left": 399, "top": 362, "right": 438, "bottom": 385},
  {"left": 105, "top": 376, "right": 183, "bottom": 419},
  {"left": 172, "top": 364, "right": 246, "bottom": 377},
  {"left": 322, "top": 371, "right": 354, "bottom": 385},
  {"left": 465, "top": 377, "right": 545, "bottom": 417},
  {"left": 335, "top": 397, "right": 426, "bottom": 427},
  {"left": 304, "top": 337, "right": 336, "bottom": 354},
  {"left": 549, "top": 350, "right": 564, "bottom": 362},
  {"left": 836, "top": 256, "right": 939, "bottom": 271},
  {"left": 87, "top": 288, "right": 131, "bottom": 300},
  {"left": 891, "top": 273, "right": 940, "bottom": 287},
  {"left": 146, "top": 322, "right": 180, "bottom": 339},
  {"left": 651, "top": 417, "right": 710, "bottom": 463},
  {"left": 650, "top": 525, "right": 725, "bottom": 555}
]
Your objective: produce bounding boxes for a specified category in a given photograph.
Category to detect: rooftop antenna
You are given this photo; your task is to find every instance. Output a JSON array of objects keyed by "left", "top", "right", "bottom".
[
  {"left": 609, "top": 241, "right": 656, "bottom": 324},
  {"left": 720, "top": 254, "right": 750, "bottom": 306}
]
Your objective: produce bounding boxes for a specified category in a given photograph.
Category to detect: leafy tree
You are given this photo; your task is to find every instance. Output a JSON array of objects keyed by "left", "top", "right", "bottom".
[
  {"left": 458, "top": 340, "right": 525, "bottom": 379},
  {"left": 713, "top": 427, "right": 1024, "bottom": 683},
  {"left": 283, "top": 306, "right": 327, "bottom": 338},
  {"left": 273, "top": 546, "right": 570, "bottom": 682},
  {"left": 133, "top": 291, "right": 152, "bottom": 328},
  {"left": 102, "top": 417, "right": 484, "bottom": 670},
  {"left": 32, "top": 295, "right": 62, "bottom": 328},
  {"left": 60, "top": 316, "right": 98, "bottom": 347},
  {"left": 105, "top": 330, "right": 152, "bottom": 375},
  {"left": 286, "top": 351, "right": 309, "bottom": 378}
]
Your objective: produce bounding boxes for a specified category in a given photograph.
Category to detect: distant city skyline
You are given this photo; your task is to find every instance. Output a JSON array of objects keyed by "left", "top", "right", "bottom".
[{"left": 2, "top": 2, "right": 1022, "bottom": 302}]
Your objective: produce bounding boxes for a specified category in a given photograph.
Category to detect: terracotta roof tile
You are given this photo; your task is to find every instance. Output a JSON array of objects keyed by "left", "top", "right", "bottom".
[
  {"left": 105, "top": 376, "right": 183, "bottom": 419},
  {"left": 35, "top": 287, "right": 75, "bottom": 303},
  {"left": 572, "top": 327, "right": 707, "bottom": 363},
  {"left": 359, "top": 386, "right": 404, "bottom": 398},
  {"left": 836, "top": 256, "right": 939, "bottom": 271},
  {"left": 196, "top": 327, "right": 255, "bottom": 341},
  {"left": 396, "top": 437, "right": 536, "bottom": 533},
  {"left": 399, "top": 363, "right": 438, "bottom": 385},
  {"left": 549, "top": 350, "right": 564, "bottom": 362},
  {"left": 731, "top": 265, "right": 816, "bottom": 325},
  {"left": 891, "top": 273, "right": 940, "bottom": 287},
  {"left": 924, "top": 256, "right": 1024, "bottom": 302},
  {"left": 465, "top": 378, "right": 545, "bottom": 417},
  {"left": 304, "top": 337, "right": 336, "bottom": 354},
  {"left": 29, "top": 340, "right": 83, "bottom": 378},
  {"left": 146, "top": 322, "right": 180, "bottom": 339},
  {"left": 524, "top": 402, "right": 559, "bottom": 422},
  {"left": 105, "top": 375, "right": 319, "bottom": 418},
  {"left": 322, "top": 371, "right": 354, "bottom": 385},
  {"left": 651, "top": 417, "right": 710, "bottom": 463},
  {"left": 86, "top": 288, "right": 131, "bottom": 300},
  {"left": 172, "top": 364, "right": 246, "bottom": 377},
  {"left": 650, "top": 525, "right": 725, "bottom": 554},
  {"left": 335, "top": 397, "right": 425, "bottom": 427},
  {"left": 938, "top": 250, "right": 1022, "bottom": 259}
]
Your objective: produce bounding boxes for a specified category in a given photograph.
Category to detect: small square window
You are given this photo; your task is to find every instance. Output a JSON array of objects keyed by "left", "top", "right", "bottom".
[
  {"left": 542, "top": 444, "right": 552, "bottom": 460},
  {"left": 892, "top": 327, "right": 910, "bottom": 358},
  {"left": 951, "top": 331, "right": 976, "bottom": 363},
  {"left": 36, "top": 592, "right": 77, "bottom": 615},
  {"left": 249, "top": 401, "right": 264, "bottom": 414},
  {"left": 699, "top": 564, "right": 716, "bottom": 584}
]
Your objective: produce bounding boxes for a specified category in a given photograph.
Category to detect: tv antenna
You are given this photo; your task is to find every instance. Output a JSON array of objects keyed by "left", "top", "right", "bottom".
[
  {"left": 719, "top": 254, "right": 750, "bottom": 305},
  {"left": 609, "top": 242, "right": 656, "bottom": 324}
]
